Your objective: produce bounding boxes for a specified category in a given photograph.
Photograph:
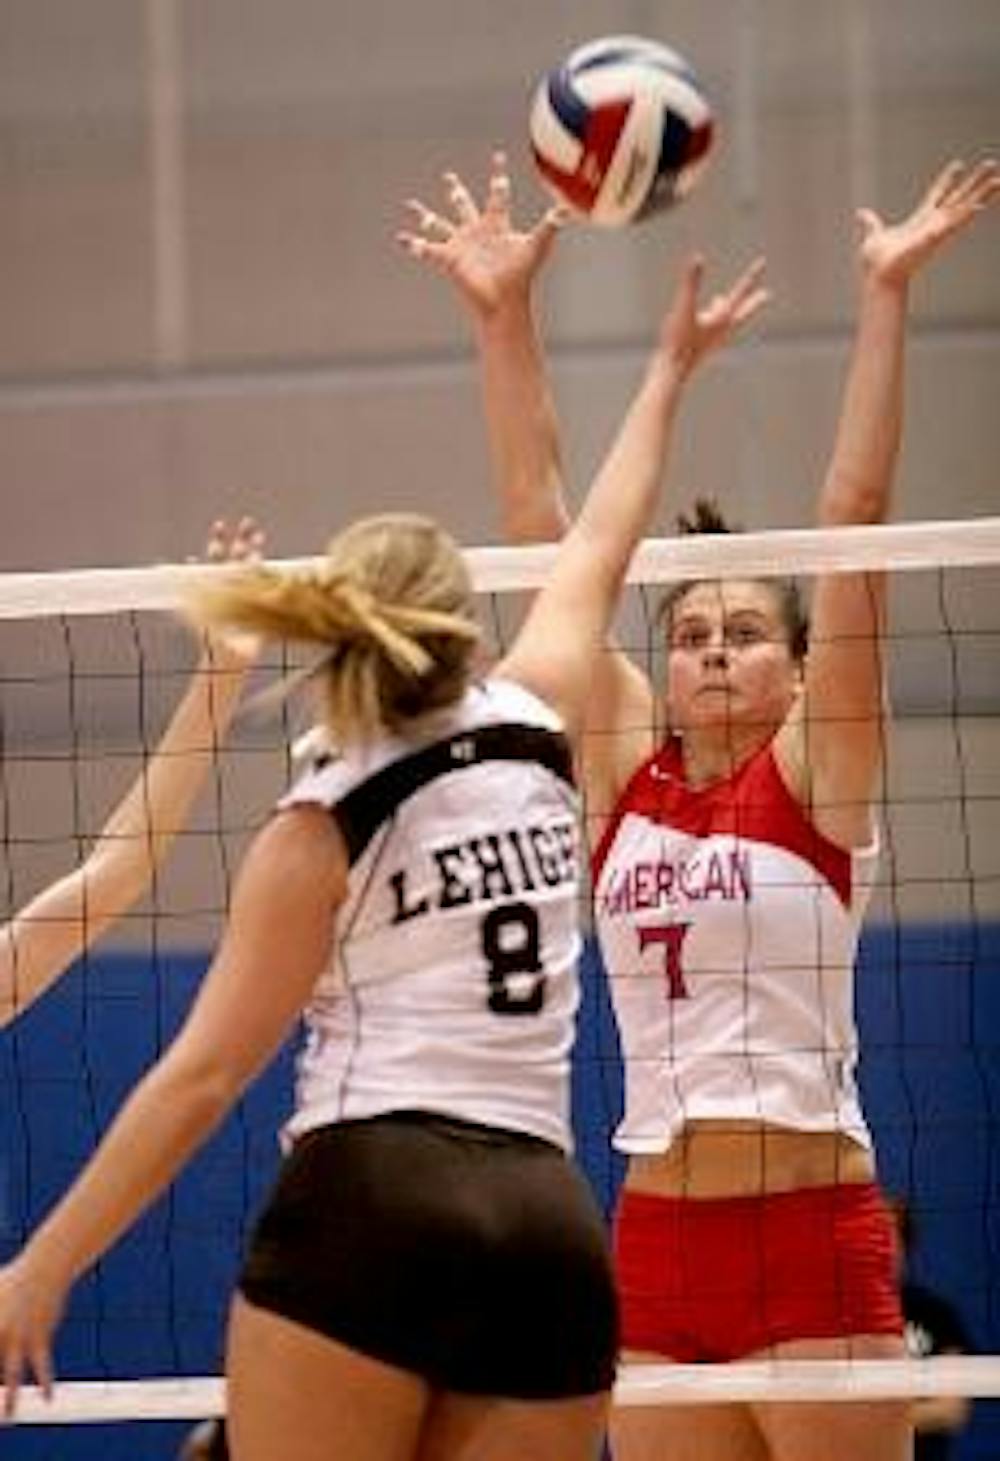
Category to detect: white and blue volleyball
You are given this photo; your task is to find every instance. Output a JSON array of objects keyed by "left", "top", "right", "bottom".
[{"left": 529, "top": 35, "right": 715, "bottom": 227}]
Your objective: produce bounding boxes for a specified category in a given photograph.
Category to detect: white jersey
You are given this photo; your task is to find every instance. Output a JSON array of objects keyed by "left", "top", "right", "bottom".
[
  {"left": 280, "top": 679, "right": 582, "bottom": 1152},
  {"left": 593, "top": 738, "right": 879, "bottom": 1155}
]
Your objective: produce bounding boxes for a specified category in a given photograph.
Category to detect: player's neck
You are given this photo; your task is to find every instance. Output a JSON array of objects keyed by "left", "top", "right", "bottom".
[{"left": 679, "top": 724, "right": 771, "bottom": 788}]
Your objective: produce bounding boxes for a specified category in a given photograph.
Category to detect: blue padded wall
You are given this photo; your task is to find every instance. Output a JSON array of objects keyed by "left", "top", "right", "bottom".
[{"left": 2, "top": 924, "right": 997, "bottom": 1458}]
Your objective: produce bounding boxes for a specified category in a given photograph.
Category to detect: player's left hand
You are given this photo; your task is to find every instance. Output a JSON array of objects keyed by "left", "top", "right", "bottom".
[
  {"left": 656, "top": 254, "right": 770, "bottom": 381},
  {"left": 857, "top": 157, "right": 1000, "bottom": 286},
  {"left": 203, "top": 516, "right": 265, "bottom": 568},
  {"left": 194, "top": 517, "right": 266, "bottom": 668}
]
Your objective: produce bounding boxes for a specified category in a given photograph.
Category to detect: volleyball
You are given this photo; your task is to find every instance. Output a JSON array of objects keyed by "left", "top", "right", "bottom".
[{"left": 528, "top": 35, "right": 715, "bottom": 227}]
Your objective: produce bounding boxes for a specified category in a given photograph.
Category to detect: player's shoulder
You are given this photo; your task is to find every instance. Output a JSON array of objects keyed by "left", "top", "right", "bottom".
[
  {"left": 280, "top": 681, "right": 565, "bottom": 816},
  {"left": 478, "top": 674, "right": 568, "bottom": 733},
  {"left": 281, "top": 740, "right": 355, "bottom": 811}
]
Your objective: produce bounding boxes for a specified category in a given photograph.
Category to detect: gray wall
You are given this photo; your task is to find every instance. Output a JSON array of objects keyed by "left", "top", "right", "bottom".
[
  {"left": 1, "top": 0, "right": 997, "bottom": 566},
  {"left": 1, "top": 0, "right": 998, "bottom": 933}
]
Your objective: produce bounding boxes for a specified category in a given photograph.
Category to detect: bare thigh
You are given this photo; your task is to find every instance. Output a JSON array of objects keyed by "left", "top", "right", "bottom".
[
  {"left": 750, "top": 1335, "right": 912, "bottom": 1461},
  {"left": 608, "top": 1338, "right": 912, "bottom": 1461},
  {"left": 610, "top": 1353, "right": 768, "bottom": 1461},
  {"left": 415, "top": 1390, "right": 609, "bottom": 1461},
  {"left": 225, "top": 1294, "right": 430, "bottom": 1461}
]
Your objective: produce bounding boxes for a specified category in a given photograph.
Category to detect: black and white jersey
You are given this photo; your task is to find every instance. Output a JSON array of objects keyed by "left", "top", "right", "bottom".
[{"left": 280, "top": 679, "right": 582, "bottom": 1152}]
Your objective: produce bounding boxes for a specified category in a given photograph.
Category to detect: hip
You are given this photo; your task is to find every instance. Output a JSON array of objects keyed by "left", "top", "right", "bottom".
[
  {"left": 624, "top": 1120, "right": 876, "bottom": 1199},
  {"left": 240, "top": 1109, "right": 618, "bottom": 1397},
  {"left": 613, "top": 1179, "right": 902, "bottom": 1360}
]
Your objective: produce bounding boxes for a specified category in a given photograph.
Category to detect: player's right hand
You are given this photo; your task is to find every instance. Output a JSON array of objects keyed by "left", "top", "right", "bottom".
[{"left": 398, "top": 150, "right": 565, "bottom": 317}]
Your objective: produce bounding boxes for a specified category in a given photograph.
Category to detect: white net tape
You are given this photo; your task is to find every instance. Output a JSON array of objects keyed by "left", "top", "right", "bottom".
[
  {"left": 12, "top": 1357, "right": 1000, "bottom": 1424},
  {"left": 1, "top": 516, "right": 998, "bottom": 619}
]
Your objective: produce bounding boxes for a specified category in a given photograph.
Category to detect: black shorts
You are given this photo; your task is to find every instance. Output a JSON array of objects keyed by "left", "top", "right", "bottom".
[{"left": 238, "top": 1111, "right": 618, "bottom": 1399}]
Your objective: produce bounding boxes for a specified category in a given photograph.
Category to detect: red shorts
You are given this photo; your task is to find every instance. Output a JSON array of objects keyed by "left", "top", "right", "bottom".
[{"left": 613, "top": 1182, "right": 903, "bottom": 1361}]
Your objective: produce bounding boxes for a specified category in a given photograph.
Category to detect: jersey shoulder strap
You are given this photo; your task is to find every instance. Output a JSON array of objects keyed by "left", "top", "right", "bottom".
[{"left": 330, "top": 722, "right": 574, "bottom": 867}]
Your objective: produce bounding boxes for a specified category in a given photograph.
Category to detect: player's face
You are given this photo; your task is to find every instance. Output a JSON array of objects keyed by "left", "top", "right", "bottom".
[{"left": 664, "top": 579, "right": 800, "bottom": 735}]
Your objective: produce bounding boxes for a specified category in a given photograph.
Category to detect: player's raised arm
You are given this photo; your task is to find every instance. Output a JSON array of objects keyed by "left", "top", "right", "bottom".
[
  {"left": 403, "top": 153, "right": 766, "bottom": 802},
  {"left": 0, "top": 518, "right": 264, "bottom": 1028},
  {"left": 400, "top": 150, "right": 568, "bottom": 543},
  {"left": 497, "top": 253, "right": 768, "bottom": 738},
  {"left": 777, "top": 159, "right": 1000, "bottom": 846}
]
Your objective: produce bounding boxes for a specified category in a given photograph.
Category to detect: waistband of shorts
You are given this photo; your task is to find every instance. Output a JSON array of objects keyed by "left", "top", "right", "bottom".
[
  {"left": 617, "top": 1180, "right": 887, "bottom": 1222},
  {"left": 295, "top": 1108, "right": 563, "bottom": 1155}
]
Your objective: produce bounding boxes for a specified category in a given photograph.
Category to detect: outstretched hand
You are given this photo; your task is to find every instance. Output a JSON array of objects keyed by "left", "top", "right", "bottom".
[
  {"left": 195, "top": 516, "right": 265, "bottom": 667},
  {"left": 857, "top": 157, "right": 1000, "bottom": 287},
  {"left": 201, "top": 516, "right": 265, "bottom": 568},
  {"left": 0, "top": 1254, "right": 63, "bottom": 1418},
  {"left": 398, "top": 150, "right": 564, "bottom": 318},
  {"left": 656, "top": 254, "right": 770, "bottom": 381}
]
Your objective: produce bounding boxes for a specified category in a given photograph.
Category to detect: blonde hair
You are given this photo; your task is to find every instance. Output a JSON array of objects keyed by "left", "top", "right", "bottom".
[{"left": 188, "top": 514, "right": 480, "bottom": 741}]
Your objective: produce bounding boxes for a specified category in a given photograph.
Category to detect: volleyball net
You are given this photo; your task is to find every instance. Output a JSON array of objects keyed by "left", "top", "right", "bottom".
[{"left": 1, "top": 518, "right": 999, "bottom": 1445}]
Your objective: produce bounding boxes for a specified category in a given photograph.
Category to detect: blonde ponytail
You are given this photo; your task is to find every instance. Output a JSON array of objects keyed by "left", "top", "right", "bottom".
[{"left": 188, "top": 514, "right": 479, "bottom": 740}]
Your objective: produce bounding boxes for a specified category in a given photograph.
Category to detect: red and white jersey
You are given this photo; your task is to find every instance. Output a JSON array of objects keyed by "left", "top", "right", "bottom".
[
  {"left": 593, "top": 738, "right": 879, "bottom": 1155},
  {"left": 280, "top": 679, "right": 582, "bottom": 1152}
]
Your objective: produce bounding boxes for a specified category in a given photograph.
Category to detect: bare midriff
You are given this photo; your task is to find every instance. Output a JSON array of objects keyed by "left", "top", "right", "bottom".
[{"left": 624, "top": 1120, "right": 875, "bottom": 1199}]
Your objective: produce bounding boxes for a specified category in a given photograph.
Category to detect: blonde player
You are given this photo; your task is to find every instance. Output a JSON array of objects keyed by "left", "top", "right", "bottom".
[
  {"left": 403, "top": 154, "right": 999, "bottom": 1461},
  {"left": 0, "top": 250, "right": 764, "bottom": 1460},
  {"left": 0, "top": 518, "right": 263, "bottom": 1030}
]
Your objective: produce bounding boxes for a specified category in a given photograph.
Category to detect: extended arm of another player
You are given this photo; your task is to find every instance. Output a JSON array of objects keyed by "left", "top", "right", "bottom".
[
  {"left": 400, "top": 154, "right": 569, "bottom": 541},
  {"left": 403, "top": 157, "right": 766, "bottom": 764},
  {"left": 786, "top": 160, "right": 999, "bottom": 832},
  {"left": 498, "top": 341, "right": 684, "bottom": 732},
  {"left": 474, "top": 295, "right": 569, "bottom": 542},
  {"left": 500, "top": 255, "right": 768, "bottom": 733},
  {"left": 818, "top": 159, "right": 998, "bottom": 535},
  {"left": 0, "top": 520, "right": 264, "bottom": 1028},
  {"left": 401, "top": 160, "right": 658, "bottom": 803},
  {"left": 0, "top": 806, "right": 344, "bottom": 1412}
]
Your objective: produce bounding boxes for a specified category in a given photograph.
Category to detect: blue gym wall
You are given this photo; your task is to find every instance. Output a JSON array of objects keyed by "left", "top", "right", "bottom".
[{"left": 2, "top": 923, "right": 998, "bottom": 1459}]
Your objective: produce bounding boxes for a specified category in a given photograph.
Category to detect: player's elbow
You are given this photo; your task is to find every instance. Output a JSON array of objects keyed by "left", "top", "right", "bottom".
[
  {"left": 820, "top": 470, "right": 891, "bottom": 527},
  {"left": 78, "top": 845, "right": 158, "bottom": 922},
  {"left": 500, "top": 482, "right": 569, "bottom": 545},
  {"left": 501, "top": 509, "right": 563, "bottom": 547},
  {"left": 161, "top": 1047, "right": 251, "bottom": 1128}
]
